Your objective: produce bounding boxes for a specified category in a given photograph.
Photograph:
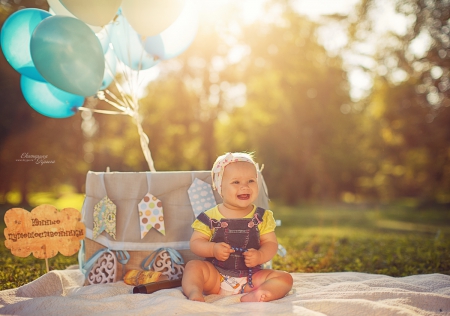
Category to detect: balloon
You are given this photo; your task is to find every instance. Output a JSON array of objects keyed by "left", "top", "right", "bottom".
[
  {"left": 59, "top": 0, "right": 121, "bottom": 27},
  {"left": 47, "top": 0, "right": 102, "bottom": 33},
  {"left": 20, "top": 75, "right": 84, "bottom": 118},
  {"left": 0, "top": 8, "right": 51, "bottom": 81},
  {"left": 144, "top": 0, "right": 198, "bottom": 60},
  {"left": 96, "top": 24, "right": 113, "bottom": 54},
  {"left": 109, "top": 14, "right": 159, "bottom": 70},
  {"left": 121, "top": 0, "right": 185, "bottom": 37},
  {"left": 101, "top": 48, "right": 117, "bottom": 90},
  {"left": 30, "top": 15, "right": 105, "bottom": 97}
]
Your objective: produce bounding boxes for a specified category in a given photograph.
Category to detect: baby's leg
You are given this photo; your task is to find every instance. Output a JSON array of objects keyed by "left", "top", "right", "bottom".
[
  {"left": 182, "top": 260, "right": 221, "bottom": 302},
  {"left": 241, "top": 269, "right": 293, "bottom": 302}
]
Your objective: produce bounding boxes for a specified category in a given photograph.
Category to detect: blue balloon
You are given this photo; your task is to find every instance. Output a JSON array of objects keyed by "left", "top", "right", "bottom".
[
  {"left": 30, "top": 15, "right": 104, "bottom": 97},
  {"left": 142, "top": 35, "right": 165, "bottom": 60},
  {"left": 96, "top": 24, "right": 113, "bottom": 54},
  {"left": 109, "top": 14, "right": 159, "bottom": 70},
  {"left": 143, "top": 0, "right": 198, "bottom": 60},
  {"left": 0, "top": 8, "right": 51, "bottom": 81},
  {"left": 100, "top": 47, "right": 117, "bottom": 90},
  {"left": 20, "top": 75, "right": 84, "bottom": 118}
]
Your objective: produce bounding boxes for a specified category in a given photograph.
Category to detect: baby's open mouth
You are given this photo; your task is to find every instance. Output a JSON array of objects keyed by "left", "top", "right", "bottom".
[{"left": 238, "top": 194, "right": 250, "bottom": 200}]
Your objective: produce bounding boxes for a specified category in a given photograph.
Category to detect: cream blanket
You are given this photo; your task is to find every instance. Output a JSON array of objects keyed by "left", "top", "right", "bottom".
[{"left": 0, "top": 270, "right": 449, "bottom": 315}]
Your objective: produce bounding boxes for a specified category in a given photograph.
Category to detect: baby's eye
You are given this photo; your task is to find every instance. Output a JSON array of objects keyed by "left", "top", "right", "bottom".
[
  {"left": 232, "top": 181, "right": 240, "bottom": 184},
  {"left": 249, "top": 179, "right": 256, "bottom": 183}
]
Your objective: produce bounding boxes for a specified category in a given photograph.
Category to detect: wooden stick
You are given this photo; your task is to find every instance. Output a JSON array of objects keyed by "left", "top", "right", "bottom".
[{"left": 132, "top": 279, "right": 182, "bottom": 294}]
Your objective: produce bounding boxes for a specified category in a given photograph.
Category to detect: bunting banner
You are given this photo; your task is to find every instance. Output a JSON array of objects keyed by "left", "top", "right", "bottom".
[
  {"left": 93, "top": 196, "right": 117, "bottom": 240},
  {"left": 188, "top": 178, "right": 216, "bottom": 217},
  {"left": 138, "top": 193, "right": 165, "bottom": 238}
]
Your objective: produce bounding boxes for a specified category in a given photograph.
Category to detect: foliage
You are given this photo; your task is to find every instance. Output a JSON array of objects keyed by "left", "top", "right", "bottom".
[
  {"left": 217, "top": 4, "right": 359, "bottom": 203},
  {"left": 343, "top": 0, "right": 450, "bottom": 203},
  {"left": 0, "top": 0, "right": 449, "bottom": 205}
]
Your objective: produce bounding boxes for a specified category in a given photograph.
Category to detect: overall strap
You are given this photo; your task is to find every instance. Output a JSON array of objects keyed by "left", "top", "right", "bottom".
[
  {"left": 198, "top": 207, "right": 265, "bottom": 229},
  {"left": 197, "top": 212, "right": 221, "bottom": 229},
  {"left": 252, "top": 207, "right": 266, "bottom": 225}
]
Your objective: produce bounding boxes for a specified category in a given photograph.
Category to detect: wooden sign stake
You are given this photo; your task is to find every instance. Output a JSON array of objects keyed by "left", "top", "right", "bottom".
[
  {"left": 44, "top": 245, "right": 49, "bottom": 273},
  {"left": 45, "top": 258, "right": 49, "bottom": 273}
]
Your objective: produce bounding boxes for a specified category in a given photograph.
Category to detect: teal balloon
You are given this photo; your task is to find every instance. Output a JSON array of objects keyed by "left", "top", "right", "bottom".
[
  {"left": 30, "top": 15, "right": 104, "bottom": 97},
  {"left": 0, "top": 8, "right": 51, "bottom": 81},
  {"left": 20, "top": 75, "right": 84, "bottom": 118}
]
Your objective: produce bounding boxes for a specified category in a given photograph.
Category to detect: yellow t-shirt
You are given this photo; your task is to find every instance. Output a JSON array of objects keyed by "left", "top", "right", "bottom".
[{"left": 191, "top": 205, "right": 276, "bottom": 239}]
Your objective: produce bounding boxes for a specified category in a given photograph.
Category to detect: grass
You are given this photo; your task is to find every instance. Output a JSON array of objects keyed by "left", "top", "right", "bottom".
[
  {"left": 1, "top": 200, "right": 449, "bottom": 290},
  {"left": 271, "top": 202, "right": 450, "bottom": 277}
]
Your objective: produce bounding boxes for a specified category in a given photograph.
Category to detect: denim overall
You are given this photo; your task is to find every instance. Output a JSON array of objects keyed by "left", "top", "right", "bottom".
[{"left": 197, "top": 207, "right": 266, "bottom": 277}]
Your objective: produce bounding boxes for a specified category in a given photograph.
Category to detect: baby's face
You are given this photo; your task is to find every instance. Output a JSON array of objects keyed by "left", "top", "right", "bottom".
[{"left": 220, "top": 162, "right": 258, "bottom": 211}]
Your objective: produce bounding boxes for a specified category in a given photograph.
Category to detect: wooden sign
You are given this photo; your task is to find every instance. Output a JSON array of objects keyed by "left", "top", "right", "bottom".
[{"left": 4, "top": 204, "right": 85, "bottom": 260}]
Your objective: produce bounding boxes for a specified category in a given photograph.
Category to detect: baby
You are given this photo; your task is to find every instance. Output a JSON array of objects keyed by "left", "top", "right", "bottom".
[{"left": 182, "top": 152, "right": 293, "bottom": 302}]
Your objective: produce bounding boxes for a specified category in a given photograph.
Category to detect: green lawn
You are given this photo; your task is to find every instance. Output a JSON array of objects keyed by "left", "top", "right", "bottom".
[
  {"left": 272, "top": 202, "right": 450, "bottom": 276},
  {"left": 1, "top": 201, "right": 449, "bottom": 290}
]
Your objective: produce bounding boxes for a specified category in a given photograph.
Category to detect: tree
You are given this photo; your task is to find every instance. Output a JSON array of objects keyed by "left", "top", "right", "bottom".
[
  {"left": 216, "top": 1, "right": 359, "bottom": 203},
  {"left": 137, "top": 2, "right": 259, "bottom": 170},
  {"left": 347, "top": 0, "right": 450, "bottom": 203}
]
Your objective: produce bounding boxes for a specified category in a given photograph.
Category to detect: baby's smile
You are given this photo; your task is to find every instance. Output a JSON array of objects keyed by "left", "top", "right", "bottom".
[{"left": 238, "top": 194, "right": 250, "bottom": 200}]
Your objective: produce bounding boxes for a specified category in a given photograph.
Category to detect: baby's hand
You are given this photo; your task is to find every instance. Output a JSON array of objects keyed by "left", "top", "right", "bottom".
[
  {"left": 243, "top": 248, "right": 262, "bottom": 267},
  {"left": 213, "top": 242, "right": 234, "bottom": 261}
]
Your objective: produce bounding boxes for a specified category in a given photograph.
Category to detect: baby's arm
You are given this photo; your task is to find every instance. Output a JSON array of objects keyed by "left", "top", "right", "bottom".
[
  {"left": 243, "top": 232, "right": 278, "bottom": 268},
  {"left": 190, "top": 231, "right": 234, "bottom": 261}
]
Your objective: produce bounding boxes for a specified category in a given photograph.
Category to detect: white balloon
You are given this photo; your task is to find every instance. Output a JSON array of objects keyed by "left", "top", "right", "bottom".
[
  {"left": 47, "top": 0, "right": 102, "bottom": 32},
  {"left": 59, "top": 0, "right": 121, "bottom": 27},
  {"left": 121, "top": 0, "right": 185, "bottom": 37},
  {"left": 143, "top": 0, "right": 198, "bottom": 60}
]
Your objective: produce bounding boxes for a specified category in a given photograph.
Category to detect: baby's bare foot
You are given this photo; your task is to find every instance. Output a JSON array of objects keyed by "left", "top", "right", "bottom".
[
  {"left": 186, "top": 290, "right": 205, "bottom": 302},
  {"left": 240, "top": 289, "right": 272, "bottom": 302}
]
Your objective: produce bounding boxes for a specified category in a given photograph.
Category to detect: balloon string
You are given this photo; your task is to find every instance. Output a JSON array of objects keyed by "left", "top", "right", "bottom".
[
  {"left": 119, "top": 15, "right": 136, "bottom": 100},
  {"left": 98, "top": 90, "right": 127, "bottom": 112},
  {"left": 135, "top": 112, "right": 156, "bottom": 172},
  {"left": 135, "top": 36, "right": 146, "bottom": 93},
  {"left": 91, "top": 86, "right": 156, "bottom": 172},
  {"left": 103, "top": 56, "right": 120, "bottom": 98},
  {"left": 95, "top": 94, "right": 132, "bottom": 115},
  {"left": 78, "top": 107, "right": 126, "bottom": 115},
  {"left": 102, "top": 24, "right": 130, "bottom": 103},
  {"left": 106, "top": 73, "right": 130, "bottom": 107},
  {"left": 92, "top": 19, "right": 156, "bottom": 172},
  {"left": 103, "top": 89, "right": 127, "bottom": 108},
  {"left": 113, "top": 74, "right": 135, "bottom": 110}
]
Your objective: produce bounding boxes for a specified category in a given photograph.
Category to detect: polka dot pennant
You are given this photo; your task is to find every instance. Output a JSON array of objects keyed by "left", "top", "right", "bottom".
[
  {"left": 138, "top": 193, "right": 165, "bottom": 238},
  {"left": 188, "top": 178, "right": 216, "bottom": 217}
]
